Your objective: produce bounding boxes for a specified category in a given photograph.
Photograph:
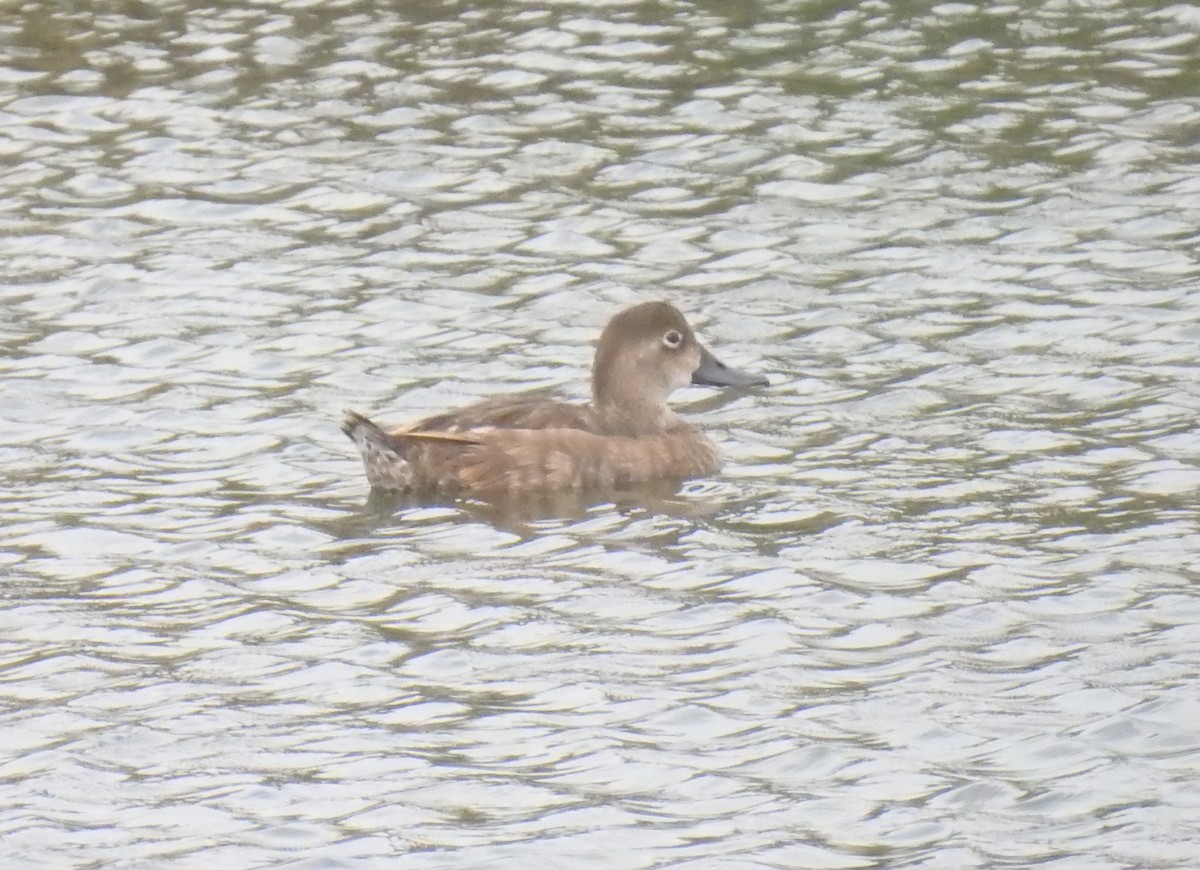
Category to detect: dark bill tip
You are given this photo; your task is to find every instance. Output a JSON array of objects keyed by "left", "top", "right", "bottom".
[{"left": 691, "top": 345, "right": 770, "bottom": 388}]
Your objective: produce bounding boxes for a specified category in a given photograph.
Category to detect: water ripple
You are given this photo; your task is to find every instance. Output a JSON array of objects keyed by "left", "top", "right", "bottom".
[{"left": 2, "top": 1, "right": 1200, "bottom": 868}]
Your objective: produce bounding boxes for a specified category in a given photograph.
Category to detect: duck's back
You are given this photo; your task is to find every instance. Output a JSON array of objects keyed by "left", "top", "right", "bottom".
[{"left": 410, "top": 394, "right": 601, "bottom": 434}]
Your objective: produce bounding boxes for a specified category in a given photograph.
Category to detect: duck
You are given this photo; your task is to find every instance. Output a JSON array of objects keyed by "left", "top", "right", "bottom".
[{"left": 341, "top": 301, "right": 768, "bottom": 497}]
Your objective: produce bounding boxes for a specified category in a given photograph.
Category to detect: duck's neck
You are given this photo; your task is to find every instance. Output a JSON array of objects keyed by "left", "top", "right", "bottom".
[{"left": 592, "top": 395, "right": 683, "bottom": 437}]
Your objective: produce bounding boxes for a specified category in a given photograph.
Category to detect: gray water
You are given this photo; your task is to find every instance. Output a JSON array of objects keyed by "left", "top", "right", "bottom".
[{"left": 2, "top": 1, "right": 1199, "bottom": 867}]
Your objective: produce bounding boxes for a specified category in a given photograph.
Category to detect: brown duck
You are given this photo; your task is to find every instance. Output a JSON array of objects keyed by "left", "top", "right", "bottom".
[{"left": 342, "top": 301, "right": 768, "bottom": 496}]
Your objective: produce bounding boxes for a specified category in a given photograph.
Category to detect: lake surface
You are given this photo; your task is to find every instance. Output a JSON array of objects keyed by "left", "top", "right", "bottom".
[{"left": 2, "top": 1, "right": 1199, "bottom": 867}]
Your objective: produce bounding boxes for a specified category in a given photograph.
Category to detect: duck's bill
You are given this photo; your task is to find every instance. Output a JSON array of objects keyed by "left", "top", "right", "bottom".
[{"left": 692, "top": 345, "right": 769, "bottom": 388}]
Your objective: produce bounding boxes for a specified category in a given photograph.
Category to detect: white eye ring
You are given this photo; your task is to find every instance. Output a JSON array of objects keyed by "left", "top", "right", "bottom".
[{"left": 662, "top": 330, "right": 683, "bottom": 349}]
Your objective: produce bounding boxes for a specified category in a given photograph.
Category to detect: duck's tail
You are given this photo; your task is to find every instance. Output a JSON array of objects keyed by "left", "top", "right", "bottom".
[
  {"left": 341, "top": 410, "right": 415, "bottom": 491},
  {"left": 343, "top": 410, "right": 483, "bottom": 446},
  {"left": 341, "top": 409, "right": 384, "bottom": 441},
  {"left": 342, "top": 410, "right": 483, "bottom": 491}
]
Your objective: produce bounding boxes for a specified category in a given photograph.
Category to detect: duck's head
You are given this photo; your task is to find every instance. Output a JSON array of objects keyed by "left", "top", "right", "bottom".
[{"left": 591, "top": 301, "right": 768, "bottom": 423}]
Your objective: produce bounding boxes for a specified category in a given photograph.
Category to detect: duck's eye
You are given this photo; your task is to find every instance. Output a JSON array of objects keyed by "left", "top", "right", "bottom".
[{"left": 662, "top": 330, "right": 684, "bottom": 349}]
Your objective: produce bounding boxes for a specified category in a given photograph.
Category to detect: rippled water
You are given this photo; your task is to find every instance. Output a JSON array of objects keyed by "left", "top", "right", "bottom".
[{"left": 2, "top": 1, "right": 1199, "bottom": 867}]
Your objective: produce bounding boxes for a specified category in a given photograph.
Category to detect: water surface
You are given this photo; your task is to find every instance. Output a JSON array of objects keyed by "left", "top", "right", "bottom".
[{"left": 2, "top": 1, "right": 1199, "bottom": 867}]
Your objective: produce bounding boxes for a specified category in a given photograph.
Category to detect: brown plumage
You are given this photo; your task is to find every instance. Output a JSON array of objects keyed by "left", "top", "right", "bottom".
[{"left": 341, "top": 301, "right": 768, "bottom": 498}]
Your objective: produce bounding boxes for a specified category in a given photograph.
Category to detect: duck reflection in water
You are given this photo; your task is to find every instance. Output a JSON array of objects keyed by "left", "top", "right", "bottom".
[{"left": 342, "top": 301, "right": 768, "bottom": 513}]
